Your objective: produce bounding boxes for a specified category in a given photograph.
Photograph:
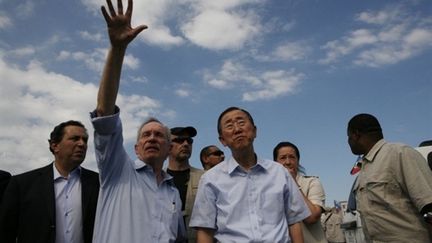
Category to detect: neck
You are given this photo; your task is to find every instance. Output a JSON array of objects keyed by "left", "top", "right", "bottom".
[
  {"left": 54, "top": 161, "right": 75, "bottom": 177},
  {"left": 231, "top": 147, "right": 256, "bottom": 171},
  {"left": 168, "top": 158, "right": 191, "bottom": 171}
]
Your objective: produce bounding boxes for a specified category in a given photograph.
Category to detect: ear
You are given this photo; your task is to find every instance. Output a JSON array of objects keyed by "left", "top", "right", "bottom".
[
  {"left": 51, "top": 142, "right": 60, "bottom": 154},
  {"left": 252, "top": 125, "right": 257, "bottom": 139},
  {"left": 134, "top": 143, "right": 139, "bottom": 156},
  {"left": 219, "top": 135, "right": 227, "bottom": 147}
]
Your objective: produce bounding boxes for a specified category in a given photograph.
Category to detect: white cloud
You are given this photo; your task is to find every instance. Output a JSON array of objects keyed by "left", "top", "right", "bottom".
[
  {"left": 182, "top": 9, "right": 260, "bottom": 50},
  {"left": 9, "top": 46, "right": 35, "bottom": 56},
  {"left": 203, "top": 59, "right": 303, "bottom": 101},
  {"left": 0, "top": 53, "right": 164, "bottom": 175},
  {"left": 56, "top": 48, "right": 140, "bottom": 72},
  {"left": 79, "top": 31, "right": 103, "bottom": 42},
  {"left": 242, "top": 70, "right": 302, "bottom": 101},
  {"left": 80, "top": 0, "right": 263, "bottom": 50},
  {"left": 354, "top": 27, "right": 432, "bottom": 67},
  {"left": 356, "top": 5, "right": 402, "bottom": 25},
  {"left": 16, "top": 1, "right": 35, "bottom": 19},
  {"left": 175, "top": 89, "right": 190, "bottom": 97},
  {"left": 320, "top": 3, "right": 432, "bottom": 67},
  {"left": 254, "top": 41, "right": 310, "bottom": 62},
  {"left": 0, "top": 14, "right": 12, "bottom": 29}
]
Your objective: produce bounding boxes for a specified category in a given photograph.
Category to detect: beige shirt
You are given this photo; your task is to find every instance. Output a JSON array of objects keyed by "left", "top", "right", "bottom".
[
  {"left": 297, "top": 175, "right": 328, "bottom": 243},
  {"left": 354, "top": 139, "right": 432, "bottom": 243},
  {"left": 184, "top": 166, "right": 204, "bottom": 243},
  {"left": 322, "top": 211, "right": 345, "bottom": 243}
]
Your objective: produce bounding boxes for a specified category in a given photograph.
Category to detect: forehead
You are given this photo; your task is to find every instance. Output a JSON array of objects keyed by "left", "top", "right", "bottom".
[
  {"left": 221, "top": 109, "right": 249, "bottom": 123},
  {"left": 63, "top": 125, "right": 87, "bottom": 136},
  {"left": 207, "top": 146, "right": 219, "bottom": 152},
  {"left": 141, "top": 121, "right": 167, "bottom": 134},
  {"left": 277, "top": 146, "right": 297, "bottom": 155}
]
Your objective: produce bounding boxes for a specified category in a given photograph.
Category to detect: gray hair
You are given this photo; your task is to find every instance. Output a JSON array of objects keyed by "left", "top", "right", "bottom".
[{"left": 136, "top": 117, "right": 171, "bottom": 142}]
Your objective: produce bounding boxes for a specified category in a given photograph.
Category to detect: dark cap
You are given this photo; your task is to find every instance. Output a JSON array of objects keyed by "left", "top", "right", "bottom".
[{"left": 170, "top": 126, "right": 197, "bottom": 137}]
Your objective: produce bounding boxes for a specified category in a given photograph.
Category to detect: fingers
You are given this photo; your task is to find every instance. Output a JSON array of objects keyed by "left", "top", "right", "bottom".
[
  {"left": 101, "top": 6, "right": 112, "bottom": 25},
  {"left": 106, "top": 0, "right": 116, "bottom": 17},
  {"left": 117, "top": 0, "right": 124, "bottom": 15},
  {"left": 126, "top": 0, "right": 132, "bottom": 17},
  {"left": 131, "top": 25, "right": 148, "bottom": 38}
]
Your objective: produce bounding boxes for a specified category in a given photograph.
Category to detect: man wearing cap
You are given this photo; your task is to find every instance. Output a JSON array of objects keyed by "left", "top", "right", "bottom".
[
  {"left": 347, "top": 113, "right": 432, "bottom": 242},
  {"left": 199, "top": 145, "right": 225, "bottom": 170},
  {"left": 167, "top": 126, "right": 204, "bottom": 243}
]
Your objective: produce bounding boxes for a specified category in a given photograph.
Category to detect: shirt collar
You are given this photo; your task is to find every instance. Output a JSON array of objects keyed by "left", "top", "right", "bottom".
[
  {"left": 134, "top": 159, "right": 174, "bottom": 183},
  {"left": 52, "top": 162, "right": 81, "bottom": 180},
  {"left": 226, "top": 155, "right": 269, "bottom": 175},
  {"left": 363, "top": 139, "right": 386, "bottom": 163}
]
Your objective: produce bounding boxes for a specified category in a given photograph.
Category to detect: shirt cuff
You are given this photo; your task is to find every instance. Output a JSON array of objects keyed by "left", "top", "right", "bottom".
[{"left": 90, "top": 106, "right": 121, "bottom": 135}]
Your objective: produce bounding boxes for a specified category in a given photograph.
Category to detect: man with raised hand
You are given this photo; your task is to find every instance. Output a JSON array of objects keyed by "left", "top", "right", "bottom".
[{"left": 90, "top": 0, "right": 185, "bottom": 242}]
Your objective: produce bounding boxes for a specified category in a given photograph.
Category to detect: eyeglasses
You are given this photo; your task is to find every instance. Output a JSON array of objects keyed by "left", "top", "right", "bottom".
[
  {"left": 209, "top": 150, "right": 224, "bottom": 156},
  {"left": 172, "top": 137, "right": 193, "bottom": 144}
]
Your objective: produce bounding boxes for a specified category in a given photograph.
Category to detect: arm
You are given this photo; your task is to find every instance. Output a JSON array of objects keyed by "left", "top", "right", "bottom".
[
  {"left": 300, "top": 193, "right": 323, "bottom": 224},
  {"left": 297, "top": 177, "right": 325, "bottom": 224},
  {"left": 0, "top": 177, "right": 19, "bottom": 243},
  {"left": 288, "top": 222, "right": 304, "bottom": 243},
  {"left": 196, "top": 227, "right": 215, "bottom": 243},
  {"left": 97, "top": 0, "right": 147, "bottom": 116}
]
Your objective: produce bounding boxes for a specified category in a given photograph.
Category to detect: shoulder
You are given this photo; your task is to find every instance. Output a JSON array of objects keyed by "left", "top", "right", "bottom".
[
  {"left": 0, "top": 170, "right": 11, "bottom": 178},
  {"left": 190, "top": 166, "right": 205, "bottom": 175},
  {"left": 81, "top": 167, "right": 99, "bottom": 177},
  {"left": 14, "top": 164, "right": 52, "bottom": 179},
  {"left": 298, "top": 175, "right": 323, "bottom": 187},
  {"left": 302, "top": 175, "right": 320, "bottom": 181},
  {"left": 260, "top": 158, "right": 284, "bottom": 172}
]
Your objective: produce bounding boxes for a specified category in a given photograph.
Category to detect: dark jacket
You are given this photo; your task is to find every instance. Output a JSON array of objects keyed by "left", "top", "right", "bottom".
[{"left": 0, "top": 163, "right": 99, "bottom": 243}]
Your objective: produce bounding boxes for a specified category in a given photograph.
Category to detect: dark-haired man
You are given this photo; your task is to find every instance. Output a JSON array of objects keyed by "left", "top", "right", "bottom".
[
  {"left": 190, "top": 107, "right": 310, "bottom": 243},
  {"left": 167, "top": 126, "right": 204, "bottom": 242},
  {"left": 199, "top": 145, "right": 225, "bottom": 170},
  {"left": 347, "top": 113, "right": 432, "bottom": 242},
  {"left": 0, "top": 120, "right": 99, "bottom": 243}
]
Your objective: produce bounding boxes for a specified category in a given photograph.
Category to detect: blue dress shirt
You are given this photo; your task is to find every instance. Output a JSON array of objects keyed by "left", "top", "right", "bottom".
[
  {"left": 90, "top": 110, "right": 186, "bottom": 243},
  {"left": 54, "top": 165, "right": 83, "bottom": 243},
  {"left": 189, "top": 157, "right": 310, "bottom": 243}
]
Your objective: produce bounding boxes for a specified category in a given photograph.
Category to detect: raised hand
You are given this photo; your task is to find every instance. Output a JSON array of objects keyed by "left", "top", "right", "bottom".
[{"left": 101, "top": 0, "right": 147, "bottom": 49}]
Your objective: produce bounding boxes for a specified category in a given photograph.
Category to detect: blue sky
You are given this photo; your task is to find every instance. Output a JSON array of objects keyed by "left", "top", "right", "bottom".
[{"left": 1, "top": 0, "right": 431, "bottom": 205}]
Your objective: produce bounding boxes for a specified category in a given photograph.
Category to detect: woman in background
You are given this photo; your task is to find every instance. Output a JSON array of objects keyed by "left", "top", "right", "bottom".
[{"left": 273, "top": 141, "right": 328, "bottom": 243}]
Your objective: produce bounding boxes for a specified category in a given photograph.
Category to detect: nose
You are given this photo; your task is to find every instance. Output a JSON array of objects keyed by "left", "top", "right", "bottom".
[
  {"left": 232, "top": 122, "right": 243, "bottom": 133},
  {"left": 282, "top": 159, "right": 291, "bottom": 166}
]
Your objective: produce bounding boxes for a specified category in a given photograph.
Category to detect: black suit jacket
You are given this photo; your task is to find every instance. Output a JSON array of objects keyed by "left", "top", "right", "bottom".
[
  {"left": 0, "top": 170, "right": 11, "bottom": 202},
  {"left": 0, "top": 163, "right": 99, "bottom": 243}
]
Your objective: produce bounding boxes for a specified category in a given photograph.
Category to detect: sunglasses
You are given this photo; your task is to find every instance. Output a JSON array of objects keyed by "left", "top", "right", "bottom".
[
  {"left": 209, "top": 150, "right": 224, "bottom": 156},
  {"left": 172, "top": 137, "right": 193, "bottom": 145}
]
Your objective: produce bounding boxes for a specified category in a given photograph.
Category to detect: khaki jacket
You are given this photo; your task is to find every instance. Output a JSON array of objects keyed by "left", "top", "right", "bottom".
[{"left": 184, "top": 166, "right": 204, "bottom": 243}]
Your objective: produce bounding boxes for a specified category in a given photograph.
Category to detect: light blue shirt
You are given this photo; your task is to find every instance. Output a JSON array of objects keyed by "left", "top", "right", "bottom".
[
  {"left": 90, "top": 110, "right": 186, "bottom": 243},
  {"left": 189, "top": 157, "right": 310, "bottom": 243},
  {"left": 53, "top": 165, "right": 84, "bottom": 243}
]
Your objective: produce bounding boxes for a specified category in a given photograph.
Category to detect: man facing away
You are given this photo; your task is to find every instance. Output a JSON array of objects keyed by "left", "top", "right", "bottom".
[
  {"left": 0, "top": 120, "right": 99, "bottom": 243},
  {"left": 347, "top": 113, "right": 432, "bottom": 242},
  {"left": 167, "top": 126, "right": 205, "bottom": 242},
  {"left": 190, "top": 107, "right": 310, "bottom": 243},
  {"left": 199, "top": 145, "right": 225, "bottom": 170},
  {"left": 90, "top": 0, "right": 185, "bottom": 242}
]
